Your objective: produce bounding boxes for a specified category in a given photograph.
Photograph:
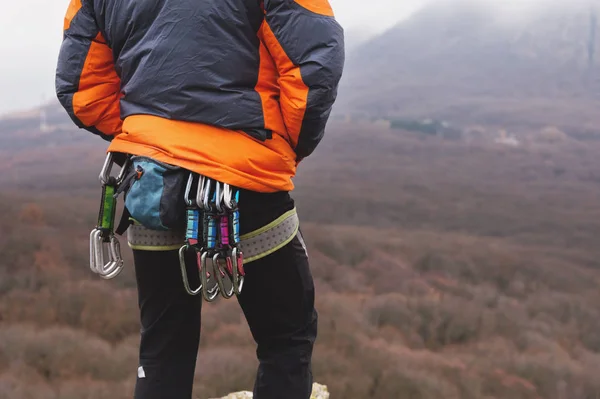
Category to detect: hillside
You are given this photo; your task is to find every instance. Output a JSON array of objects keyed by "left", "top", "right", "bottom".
[
  {"left": 3, "top": 116, "right": 600, "bottom": 397},
  {"left": 338, "top": 0, "right": 600, "bottom": 130},
  {"left": 0, "top": 102, "right": 106, "bottom": 191}
]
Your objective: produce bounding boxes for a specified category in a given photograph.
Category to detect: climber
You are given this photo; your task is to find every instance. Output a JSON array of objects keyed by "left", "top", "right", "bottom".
[{"left": 55, "top": 0, "right": 345, "bottom": 398}]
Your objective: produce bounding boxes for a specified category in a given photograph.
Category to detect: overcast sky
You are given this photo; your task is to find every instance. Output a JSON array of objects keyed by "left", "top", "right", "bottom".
[{"left": 0, "top": 0, "right": 425, "bottom": 116}]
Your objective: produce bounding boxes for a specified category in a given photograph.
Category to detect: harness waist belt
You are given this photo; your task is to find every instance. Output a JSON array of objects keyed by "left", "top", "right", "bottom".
[{"left": 127, "top": 208, "right": 299, "bottom": 264}]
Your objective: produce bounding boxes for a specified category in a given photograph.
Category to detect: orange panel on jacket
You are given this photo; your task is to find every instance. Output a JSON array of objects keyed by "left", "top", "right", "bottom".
[
  {"left": 259, "top": 21, "right": 309, "bottom": 149},
  {"left": 293, "top": 0, "right": 335, "bottom": 16},
  {"left": 108, "top": 115, "right": 298, "bottom": 193},
  {"left": 72, "top": 33, "right": 122, "bottom": 136}
]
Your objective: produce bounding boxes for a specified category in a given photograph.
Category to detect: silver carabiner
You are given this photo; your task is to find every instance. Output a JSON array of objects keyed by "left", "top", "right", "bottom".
[
  {"left": 100, "top": 152, "right": 131, "bottom": 185},
  {"left": 183, "top": 172, "right": 195, "bottom": 207},
  {"left": 214, "top": 182, "right": 224, "bottom": 213},
  {"left": 179, "top": 245, "right": 203, "bottom": 296},
  {"left": 213, "top": 253, "right": 235, "bottom": 299},
  {"left": 200, "top": 252, "right": 220, "bottom": 302},
  {"left": 92, "top": 229, "right": 107, "bottom": 275},
  {"left": 99, "top": 235, "right": 123, "bottom": 278},
  {"left": 223, "top": 184, "right": 235, "bottom": 211},
  {"left": 99, "top": 236, "right": 124, "bottom": 280},
  {"left": 99, "top": 153, "right": 114, "bottom": 185},
  {"left": 202, "top": 178, "right": 214, "bottom": 211},
  {"left": 116, "top": 157, "right": 132, "bottom": 185},
  {"left": 90, "top": 230, "right": 124, "bottom": 279},
  {"left": 90, "top": 229, "right": 100, "bottom": 273},
  {"left": 231, "top": 247, "right": 245, "bottom": 295},
  {"left": 196, "top": 175, "right": 207, "bottom": 210}
]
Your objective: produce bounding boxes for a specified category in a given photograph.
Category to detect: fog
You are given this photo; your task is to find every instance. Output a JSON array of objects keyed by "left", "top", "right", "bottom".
[{"left": 0, "top": 0, "right": 590, "bottom": 115}]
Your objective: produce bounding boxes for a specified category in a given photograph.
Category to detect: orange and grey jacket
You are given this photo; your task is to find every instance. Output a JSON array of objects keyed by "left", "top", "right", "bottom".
[{"left": 56, "top": 0, "right": 345, "bottom": 192}]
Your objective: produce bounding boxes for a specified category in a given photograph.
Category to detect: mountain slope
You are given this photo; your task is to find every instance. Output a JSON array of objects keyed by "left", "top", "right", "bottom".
[
  {"left": 343, "top": 27, "right": 377, "bottom": 53},
  {"left": 338, "top": 0, "right": 600, "bottom": 128}
]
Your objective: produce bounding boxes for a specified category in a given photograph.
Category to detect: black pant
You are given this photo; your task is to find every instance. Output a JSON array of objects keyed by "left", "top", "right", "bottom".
[{"left": 132, "top": 191, "right": 318, "bottom": 399}]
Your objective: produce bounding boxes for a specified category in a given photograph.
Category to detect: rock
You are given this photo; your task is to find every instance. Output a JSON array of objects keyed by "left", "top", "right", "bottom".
[
  {"left": 310, "top": 383, "right": 330, "bottom": 399},
  {"left": 212, "top": 392, "right": 253, "bottom": 399},
  {"left": 210, "top": 383, "right": 330, "bottom": 399}
]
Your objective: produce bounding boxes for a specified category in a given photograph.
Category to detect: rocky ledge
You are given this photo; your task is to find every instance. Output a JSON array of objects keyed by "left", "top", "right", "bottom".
[{"left": 211, "top": 383, "right": 330, "bottom": 399}]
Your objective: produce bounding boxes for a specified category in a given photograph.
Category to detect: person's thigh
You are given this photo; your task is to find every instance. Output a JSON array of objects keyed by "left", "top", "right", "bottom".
[
  {"left": 237, "top": 230, "right": 318, "bottom": 399},
  {"left": 133, "top": 249, "right": 202, "bottom": 399}
]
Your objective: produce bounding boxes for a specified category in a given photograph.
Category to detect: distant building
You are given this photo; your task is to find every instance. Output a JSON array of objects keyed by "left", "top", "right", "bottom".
[
  {"left": 390, "top": 118, "right": 462, "bottom": 140},
  {"left": 39, "top": 108, "right": 52, "bottom": 132}
]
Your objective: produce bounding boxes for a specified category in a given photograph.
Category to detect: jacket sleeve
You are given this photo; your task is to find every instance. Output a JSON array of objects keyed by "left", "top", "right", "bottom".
[
  {"left": 261, "top": 0, "right": 345, "bottom": 160},
  {"left": 55, "top": 0, "right": 122, "bottom": 141}
]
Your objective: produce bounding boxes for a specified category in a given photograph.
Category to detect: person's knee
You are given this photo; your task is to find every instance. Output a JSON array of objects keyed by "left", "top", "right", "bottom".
[{"left": 257, "top": 308, "right": 318, "bottom": 361}]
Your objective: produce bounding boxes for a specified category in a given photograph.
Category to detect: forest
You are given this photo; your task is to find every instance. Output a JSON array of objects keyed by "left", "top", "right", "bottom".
[{"left": 2, "top": 120, "right": 600, "bottom": 398}]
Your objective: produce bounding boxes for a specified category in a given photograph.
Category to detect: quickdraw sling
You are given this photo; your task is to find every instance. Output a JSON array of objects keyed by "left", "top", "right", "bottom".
[
  {"left": 178, "top": 173, "right": 245, "bottom": 302},
  {"left": 89, "top": 153, "right": 130, "bottom": 280}
]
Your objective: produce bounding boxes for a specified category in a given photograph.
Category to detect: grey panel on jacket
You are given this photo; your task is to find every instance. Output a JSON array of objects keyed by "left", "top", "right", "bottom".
[{"left": 93, "top": 0, "right": 266, "bottom": 132}]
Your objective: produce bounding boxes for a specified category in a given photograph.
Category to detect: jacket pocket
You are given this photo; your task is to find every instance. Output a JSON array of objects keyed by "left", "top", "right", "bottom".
[{"left": 242, "top": 128, "right": 273, "bottom": 142}]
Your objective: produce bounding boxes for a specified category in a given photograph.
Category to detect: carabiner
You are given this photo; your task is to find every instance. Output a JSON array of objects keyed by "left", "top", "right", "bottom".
[
  {"left": 196, "top": 175, "right": 206, "bottom": 209},
  {"left": 90, "top": 152, "right": 130, "bottom": 280},
  {"left": 202, "top": 178, "right": 214, "bottom": 211},
  {"left": 179, "top": 245, "right": 203, "bottom": 296},
  {"left": 116, "top": 157, "right": 132, "bottom": 186},
  {"left": 91, "top": 229, "right": 107, "bottom": 275},
  {"left": 200, "top": 252, "right": 220, "bottom": 302},
  {"left": 213, "top": 253, "right": 235, "bottom": 299},
  {"left": 90, "top": 230, "right": 124, "bottom": 279},
  {"left": 223, "top": 184, "right": 237, "bottom": 211},
  {"left": 231, "top": 246, "right": 245, "bottom": 295},
  {"left": 99, "top": 235, "right": 124, "bottom": 280},
  {"left": 100, "top": 153, "right": 131, "bottom": 185},
  {"left": 214, "top": 182, "right": 224, "bottom": 214},
  {"left": 90, "top": 229, "right": 100, "bottom": 273},
  {"left": 99, "top": 153, "right": 114, "bottom": 185},
  {"left": 183, "top": 172, "right": 195, "bottom": 207}
]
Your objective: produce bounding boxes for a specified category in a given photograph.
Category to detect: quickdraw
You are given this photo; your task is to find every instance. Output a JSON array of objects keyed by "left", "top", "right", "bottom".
[
  {"left": 89, "top": 153, "right": 130, "bottom": 280},
  {"left": 223, "top": 183, "right": 245, "bottom": 295},
  {"left": 178, "top": 173, "right": 204, "bottom": 296},
  {"left": 178, "top": 173, "right": 245, "bottom": 301}
]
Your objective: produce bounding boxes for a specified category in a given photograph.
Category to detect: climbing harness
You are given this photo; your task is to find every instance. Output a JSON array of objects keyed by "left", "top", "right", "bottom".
[
  {"left": 178, "top": 173, "right": 245, "bottom": 302},
  {"left": 88, "top": 155, "right": 302, "bottom": 300},
  {"left": 89, "top": 153, "right": 131, "bottom": 280},
  {"left": 129, "top": 200, "right": 300, "bottom": 301}
]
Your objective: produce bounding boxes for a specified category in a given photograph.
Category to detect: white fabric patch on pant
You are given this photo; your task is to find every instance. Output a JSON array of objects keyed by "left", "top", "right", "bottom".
[{"left": 138, "top": 366, "right": 146, "bottom": 379}]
